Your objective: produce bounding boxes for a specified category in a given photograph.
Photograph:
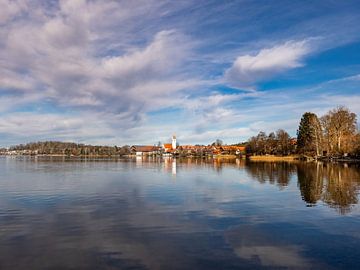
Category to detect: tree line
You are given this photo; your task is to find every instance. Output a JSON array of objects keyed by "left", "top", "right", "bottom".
[
  {"left": 297, "top": 106, "right": 359, "bottom": 157},
  {"left": 246, "top": 129, "right": 296, "bottom": 156},
  {"left": 8, "top": 141, "right": 131, "bottom": 156},
  {"left": 246, "top": 106, "right": 359, "bottom": 158}
]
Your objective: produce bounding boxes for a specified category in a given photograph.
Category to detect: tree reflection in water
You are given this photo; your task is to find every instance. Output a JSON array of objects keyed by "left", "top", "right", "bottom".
[
  {"left": 297, "top": 162, "right": 360, "bottom": 214},
  {"left": 245, "top": 161, "right": 360, "bottom": 214},
  {"left": 245, "top": 162, "right": 297, "bottom": 189}
]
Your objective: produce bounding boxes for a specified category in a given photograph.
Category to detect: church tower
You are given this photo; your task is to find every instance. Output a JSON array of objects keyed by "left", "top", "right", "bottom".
[{"left": 172, "top": 135, "right": 177, "bottom": 150}]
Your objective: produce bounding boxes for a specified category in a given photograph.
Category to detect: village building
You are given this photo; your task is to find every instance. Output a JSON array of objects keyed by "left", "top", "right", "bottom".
[
  {"left": 290, "top": 138, "right": 297, "bottom": 146},
  {"left": 162, "top": 143, "right": 173, "bottom": 153},
  {"left": 216, "top": 145, "right": 246, "bottom": 155},
  {"left": 162, "top": 135, "right": 177, "bottom": 153},
  {"left": 178, "top": 145, "right": 196, "bottom": 154},
  {"left": 130, "top": 145, "right": 161, "bottom": 156},
  {"left": 131, "top": 135, "right": 247, "bottom": 157}
]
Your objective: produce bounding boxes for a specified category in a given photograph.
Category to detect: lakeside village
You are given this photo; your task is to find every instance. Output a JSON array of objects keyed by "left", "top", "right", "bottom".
[
  {"left": 0, "top": 135, "right": 249, "bottom": 158},
  {"left": 1, "top": 106, "right": 360, "bottom": 161},
  {"left": 131, "top": 135, "right": 248, "bottom": 157}
]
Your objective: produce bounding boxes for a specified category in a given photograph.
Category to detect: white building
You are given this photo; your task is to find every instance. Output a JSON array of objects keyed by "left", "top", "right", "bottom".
[{"left": 172, "top": 135, "right": 177, "bottom": 150}]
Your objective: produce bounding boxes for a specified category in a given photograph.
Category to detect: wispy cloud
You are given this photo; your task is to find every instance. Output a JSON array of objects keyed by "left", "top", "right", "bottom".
[
  {"left": 0, "top": 1, "right": 199, "bottom": 120},
  {"left": 0, "top": 0, "right": 359, "bottom": 146},
  {"left": 0, "top": 0, "right": 26, "bottom": 25},
  {"left": 224, "top": 40, "right": 311, "bottom": 90}
]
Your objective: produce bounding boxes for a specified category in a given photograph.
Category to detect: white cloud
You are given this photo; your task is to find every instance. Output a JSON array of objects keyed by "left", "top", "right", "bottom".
[
  {"left": 100, "top": 30, "right": 192, "bottom": 94},
  {"left": 322, "top": 95, "right": 360, "bottom": 114},
  {"left": 234, "top": 245, "right": 310, "bottom": 268},
  {"left": 0, "top": 111, "right": 117, "bottom": 144},
  {"left": 0, "top": 1, "right": 198, "bottom": 126},
  {"left": 0, "top": 1, "right": 359, "bottom": 146},
  {"left": 0, "top": 0, "right": 26, "bottom": 25},
  {"left": 0, "top": 69, "right": 36, "bottom": 91},
  {"left": 224, "top": 40, "right": 311, "bottom": 89}
]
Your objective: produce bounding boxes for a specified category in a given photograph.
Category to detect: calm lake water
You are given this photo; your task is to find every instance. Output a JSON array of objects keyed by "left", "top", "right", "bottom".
[{"left": 0, "top": 156, "right": 360, "bottom": 269}]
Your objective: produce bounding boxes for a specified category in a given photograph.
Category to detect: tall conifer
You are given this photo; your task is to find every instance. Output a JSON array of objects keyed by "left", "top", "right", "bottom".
[{"left": 297, "top": 112, "right": 323, "bottom": 156}]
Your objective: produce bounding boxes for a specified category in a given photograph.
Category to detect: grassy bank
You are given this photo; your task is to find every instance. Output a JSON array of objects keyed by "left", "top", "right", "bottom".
[
  {"left": 213, "top": 154, "right": 238, "bottom": 159},
  {"left": 248, "top": 155, "right": 300, "bottom": 161}
]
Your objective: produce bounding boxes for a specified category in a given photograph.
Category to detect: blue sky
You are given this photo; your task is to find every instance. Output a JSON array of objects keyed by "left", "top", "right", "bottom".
[{"left": 0, "top": 0, "right": 360, "bottom": 146}]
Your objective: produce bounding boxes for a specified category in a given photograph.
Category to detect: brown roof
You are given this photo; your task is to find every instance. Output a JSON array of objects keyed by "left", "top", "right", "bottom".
[
  {"left": 290, "top": 138, "right": 297, "bottom": 145},
  {"left": 179, "top": 145, "right": 196, "bottom": 150}
]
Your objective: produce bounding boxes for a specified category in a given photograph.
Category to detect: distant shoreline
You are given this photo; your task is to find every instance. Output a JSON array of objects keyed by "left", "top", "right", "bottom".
[
  {"left": 0, "top": 154, "right": 124, "bottom": 158},
  {"left": 1, "top": 154, "right": 359, "bottom": 163}
]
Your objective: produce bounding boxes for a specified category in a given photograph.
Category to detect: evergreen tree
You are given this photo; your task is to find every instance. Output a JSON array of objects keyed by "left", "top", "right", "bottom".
[{"left": 297, "top": 112, "right": 323, "bottom": 156}]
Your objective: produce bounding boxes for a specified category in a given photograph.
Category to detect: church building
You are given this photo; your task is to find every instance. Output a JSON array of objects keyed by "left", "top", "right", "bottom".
[{"left": 163, "top": 135, "right": 177, "bottom": 153}]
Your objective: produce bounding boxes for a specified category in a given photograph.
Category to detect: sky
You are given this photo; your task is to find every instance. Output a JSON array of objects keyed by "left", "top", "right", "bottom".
[{"left": 0, "top": 0, "right": 360, "bottom": 147}]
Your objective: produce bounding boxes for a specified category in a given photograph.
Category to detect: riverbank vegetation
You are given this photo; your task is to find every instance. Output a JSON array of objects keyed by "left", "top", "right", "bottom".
[
  {"left": 246, "top": 129, "right": 296, "bottom": 156},
  {"left": 246, "top": 106, "right": 359, "bottom": 160},
  {"left": 297, "top": 106, "right": 359, "bottom": 158}
]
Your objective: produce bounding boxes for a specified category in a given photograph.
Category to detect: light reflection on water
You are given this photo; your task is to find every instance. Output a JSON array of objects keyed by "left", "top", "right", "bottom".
[{"left": 0, "top": 156, "right": 360, "bottom": 269}]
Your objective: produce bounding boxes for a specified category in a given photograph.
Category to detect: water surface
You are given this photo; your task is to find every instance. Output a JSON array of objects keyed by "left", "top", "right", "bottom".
[{"left": 0, "top": 156, "right": 360, "bottom": 269}]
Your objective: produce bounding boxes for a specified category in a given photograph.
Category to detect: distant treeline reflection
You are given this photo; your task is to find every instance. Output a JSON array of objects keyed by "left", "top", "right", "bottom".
[
  {"left": 245, "top": 162, "right": 296, "bottom": 187},
  {"left": 244, "top": 161, "right": 360, "bottom": 214}
]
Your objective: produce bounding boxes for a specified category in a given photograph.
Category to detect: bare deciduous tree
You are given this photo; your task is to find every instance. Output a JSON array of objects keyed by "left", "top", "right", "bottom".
[{"left": 321, "top": 106, "right": 357, "bottom": 155}]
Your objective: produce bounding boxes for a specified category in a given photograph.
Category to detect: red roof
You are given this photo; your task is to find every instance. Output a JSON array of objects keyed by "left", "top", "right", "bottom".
[{"left": 163, "top": 143, "right": 172, "bottom": 149}]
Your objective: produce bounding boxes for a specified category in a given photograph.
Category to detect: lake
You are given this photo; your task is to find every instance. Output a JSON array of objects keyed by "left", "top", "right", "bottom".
[{"left": 0, "top": 156, "right": 360, "bottom": 269}]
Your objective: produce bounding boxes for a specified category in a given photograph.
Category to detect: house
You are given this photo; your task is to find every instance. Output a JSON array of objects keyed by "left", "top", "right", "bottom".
[
  {"left": 290, "top": 138, "right": 297, "bottom": 146},
  {"left": 130, "top": 145, "right": 161, "bottom": 156},
  {"left": 178, "top": 145, "right": 213, "bottom": 155},
  {"left": 163, "top": 143, "right": 173, "bottom": 153},
  {"left": 178, "top": 145, "right": 196, "bottom": 154},
  {"left": 214, "top": 145, "right": 246, "bottom": 155}
]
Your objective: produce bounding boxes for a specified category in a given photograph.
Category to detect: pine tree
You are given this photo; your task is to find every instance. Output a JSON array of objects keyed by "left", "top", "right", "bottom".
[{"left": 297, "top": 112, "right": 323, "bottom": 156}]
